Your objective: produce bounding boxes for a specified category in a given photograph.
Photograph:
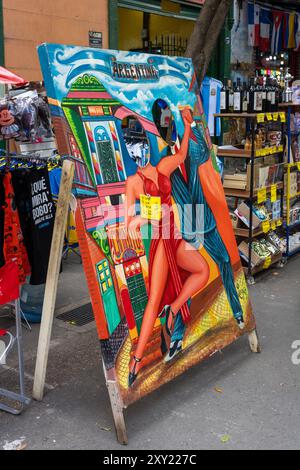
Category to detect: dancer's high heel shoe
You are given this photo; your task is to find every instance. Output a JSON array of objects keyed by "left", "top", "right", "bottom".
[
  {"left": 159, "top": 305, "right": 175, "bottom": 337},
  {"left": 236, "top": 315, "right": 245, "bottom": 330},
  {"left": 128, "top": 356, "right": 141, "bottom": 387}
]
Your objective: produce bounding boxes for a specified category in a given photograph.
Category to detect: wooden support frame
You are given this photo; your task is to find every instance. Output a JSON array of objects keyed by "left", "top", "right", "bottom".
[
  {"left": 32, "top": 160, "right": 75, "bottom": 401},
  {"left": 102, "top": 359, "right": 128, "bottom": 445},
  {"left": 248, "top": 329, "right": 261, "bottom": 354}
]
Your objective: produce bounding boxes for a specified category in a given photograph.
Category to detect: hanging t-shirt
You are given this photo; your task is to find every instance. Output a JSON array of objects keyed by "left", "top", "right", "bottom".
[
  {"left": 0, "top": 174, "right": 5, "bottom": 268},
  {"left": 201, "top": 76, "right": 222, "bottom": 137},
  {"left": 11, "top": 170, "right": 33, "bottom": 269},
  {"left": 28, "top": 167, "right": 56, "bottom": 285},
  {"left": 3, "top": 172, "right": 30, "bottom": 284},
  {"left": 0, "top": 261, "right": 20, "bottom": 305}
]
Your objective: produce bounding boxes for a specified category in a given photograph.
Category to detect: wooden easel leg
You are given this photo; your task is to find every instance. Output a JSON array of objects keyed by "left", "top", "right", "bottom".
[
  {"left": 32, "top": 161, "right": 75, "bottom": 401},
  {"left": 102, "top": 360, "right": 128, "bottom": 445},
  {"left": 248, "top": 329, "right": 261, "bottom": 354}
]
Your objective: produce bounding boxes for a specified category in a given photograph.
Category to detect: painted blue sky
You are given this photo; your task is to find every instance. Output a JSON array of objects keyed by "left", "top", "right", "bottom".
[{"left": 39, "top": 44, "right": 197, "bottom": 135}]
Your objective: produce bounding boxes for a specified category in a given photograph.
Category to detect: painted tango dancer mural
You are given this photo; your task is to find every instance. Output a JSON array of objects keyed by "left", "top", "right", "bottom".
[{"left": 39, "top": 44, "right": 256, "bottom": 407}]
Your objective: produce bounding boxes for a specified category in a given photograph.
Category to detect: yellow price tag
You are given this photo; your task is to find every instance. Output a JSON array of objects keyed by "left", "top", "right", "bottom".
[
  {"left": 277, "top": 219, "right": 282, "bottom": 227},
  {"left": 262, "top": 220, "right": 271, "bottom": 233},
  {"left": 297, "top": 162, "right": 300, "bottom": 172},
  {"left": 257, "top": 187, "right": 267, "bottom": 204},
  {"left": 263, "top": 256, "right": 272, "bottom": 269},
  {"left": 279, "top": 112, "right": 286, "bottom": 123},
  {"left": 140, "top": 194, "right": 161, "bottom": 221},
  {"left": 256, "top": 149, "right": 263, "bottom": 157},
  {"left": 266, "top": 113, "right": 273, "bottom": 121},
  {"left": 273, "top": 112, "right": 279, "bottom": 121},
  {"left": 271, "top": 184, "right": 277, "bottom": 202},
  {"left": 271, "top": 221, "right": 277, "bottom": 231},
  {"left": 257, "top": 113, "right": 265, "bottom": 123}
]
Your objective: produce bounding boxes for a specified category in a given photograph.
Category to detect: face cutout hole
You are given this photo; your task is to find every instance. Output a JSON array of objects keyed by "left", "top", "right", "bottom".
[
  {"left": 152, "top": 99, "right": 177, "bottom": 146},
  {"left": 121, "top": 116, "right": 150, "bottom": 168}
]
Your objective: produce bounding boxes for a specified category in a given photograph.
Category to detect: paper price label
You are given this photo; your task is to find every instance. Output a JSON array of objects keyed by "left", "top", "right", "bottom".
[
  {"left": 277, "top": 219, "right": 282, "bottom": 227},
  {"left": 271, "top": 184, "right": 277, "bottom": 203},
  {"left": 262, "top": 220, "right": 271, "bottom": 233},
  {"left": 257, "top": 113, "right": 265, "bottom": 123},
  {"left": 266, "top": 113, "right": 273, "bottom": 121},
  {"left": 256, "top": 149, "right": 263, "bottom": 157},
  {"left": 273, "top": 112, "right": 279, "bottom": 121},
  {"left": 279, "top": 112, "right": 286, "bottom": 123},
  {"left": 140, "top": 194, "right": 161, "bottom": 221},
  {"left": 263, "top": 256, "right": 272, "bottom": 269},
  {"left": 257, "top": 187, "right": 267, "bottom": 204},
  {"left": 271, "top": 221, "right": 277, "bottom": 231},
  {"left": 297, "top": 162, "right": 300, "bottom": 172}
]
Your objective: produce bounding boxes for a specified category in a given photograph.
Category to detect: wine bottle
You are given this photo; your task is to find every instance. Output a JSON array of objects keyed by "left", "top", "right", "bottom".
[
  {"left": 242, "top": 81, "right": 248, "bottom": 113},
  {"left": 248, "top": 78, "right": 255, "bottom": 113},
  {"left": 234, "top": 78, "right": 242, "bottom": 113},
  {"left": 254, "top": 78, "right": 263, "bottom": 113},
  {"left": 220, "top": 80, "right": 227, "bottom": 113},
  {"left": 228, "top": 80, "right": 234, "bottom": 113}
]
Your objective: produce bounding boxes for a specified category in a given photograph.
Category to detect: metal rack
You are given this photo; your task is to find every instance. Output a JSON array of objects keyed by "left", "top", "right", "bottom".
[
  {"left": 215, "top": 112, "right": 285, "bottom": 284},
  {"left": 0, "top": 264, "right": 31, "bottom": 414},
  {"left": 280, "top": 103, "right": 300, "bottom": 258}
]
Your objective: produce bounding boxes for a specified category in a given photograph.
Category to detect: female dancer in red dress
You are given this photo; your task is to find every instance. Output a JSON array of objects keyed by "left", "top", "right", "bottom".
[{"left": 125, "top": 108, "right": 210, "bottom": 386}]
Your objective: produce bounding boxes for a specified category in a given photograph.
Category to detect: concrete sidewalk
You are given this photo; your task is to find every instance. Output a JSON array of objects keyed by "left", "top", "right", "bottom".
[{"left": 0, "top": 253, "right": 299, "bottom": 450}]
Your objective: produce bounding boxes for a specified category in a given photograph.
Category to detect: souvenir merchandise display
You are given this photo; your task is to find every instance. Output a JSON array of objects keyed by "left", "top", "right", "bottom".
[
  {"left": 216, "top": 111, "right": 285, "bottom": 283},
  {"left": 282, "top": 102, "right": 300, "bottom": 258},
  {"left": 39, "top": 43, "right": 258, "bottom": 442},
  {"left": 0, "top": 90, "right": 53, "bottom": 143},
  {"left": 0, "top": 156, "right": 58, "bottom": 286}
]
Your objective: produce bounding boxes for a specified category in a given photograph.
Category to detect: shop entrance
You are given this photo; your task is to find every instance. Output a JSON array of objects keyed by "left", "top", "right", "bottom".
[{"left": 116, "top": 1, "right": 200, "bottom": 55}]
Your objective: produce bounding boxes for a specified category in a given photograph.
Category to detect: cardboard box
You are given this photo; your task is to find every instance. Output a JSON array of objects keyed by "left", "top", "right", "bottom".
[
  {"left": 234, "top": 201, "right": 262, "bottom": 229},
  {"left": 238, "top": 241, "right": 263, "bottom": 268}
]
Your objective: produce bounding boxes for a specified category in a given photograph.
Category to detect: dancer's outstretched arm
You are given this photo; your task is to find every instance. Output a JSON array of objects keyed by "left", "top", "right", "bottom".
[{"left": 158, "top": 108, "right": 193, "bottom": 177}]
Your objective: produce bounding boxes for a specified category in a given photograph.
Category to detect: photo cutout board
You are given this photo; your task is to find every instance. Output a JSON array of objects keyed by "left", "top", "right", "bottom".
[{"left": 39, "top": 44, "right": 257, "bottom": 436}]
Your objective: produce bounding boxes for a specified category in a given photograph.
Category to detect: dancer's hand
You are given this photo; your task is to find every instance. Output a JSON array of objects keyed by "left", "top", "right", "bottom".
[{"left": 182, "top": 108, "right": 193, "bottom": 126}]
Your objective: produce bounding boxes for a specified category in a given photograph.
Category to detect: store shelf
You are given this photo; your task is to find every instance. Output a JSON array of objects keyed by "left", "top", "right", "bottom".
[
  {"left": 244, "top": 253, "right": 283, "bottom": 276},
  {"left": 218, "top": 149, "right": 252, "bottom": 158},
  {"left": 224, "top": 182, "right": 284, "bottom": 199},
  {"left": 285, "top": 162, "right": 300, "bottom": 169},
  {"left": 218, "top": 147, "right": 284, "bottom": 159},
  {"left": 234, "top": 226, "right": 264, "bottom": 238},
  {"left": 279, "top": 103, "right": 300, "bottom": 108},
  {"left": 215, "top": 112, "right": 286, "bottom": 123},
  {"left": 287, "top": 246, "right": 300, "bottom": 258},
  {"left": 215, "top": 113, "right": 258, "bottom": 118},
  {"left": 234, "top": 218, "right": 283, "bottom": 238},
  {"left": 288, "top": 192, "right": 300, "bottom": 199},
  {"left": 284, "top": 220, "right": 300, "bottom": 230}
]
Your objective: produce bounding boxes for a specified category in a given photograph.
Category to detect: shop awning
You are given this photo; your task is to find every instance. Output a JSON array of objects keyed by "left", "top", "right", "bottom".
[
  {"left": 118, "top": 0, "right": 202, "bottom": 20},
  {"left": 0, "top": 66, "right": 27, "bottom": 85}
]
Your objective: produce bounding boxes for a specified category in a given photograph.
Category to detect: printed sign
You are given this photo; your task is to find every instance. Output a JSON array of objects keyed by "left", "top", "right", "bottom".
[{"left": 89, "top": 31, "right": 103, "bottom": 49}]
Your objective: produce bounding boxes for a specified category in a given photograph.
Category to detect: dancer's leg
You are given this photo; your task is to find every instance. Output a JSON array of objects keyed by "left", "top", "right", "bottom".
[
  {"left": 130, "top": 239, "right": 169, "bottom": 373},
  {"left": 170, "top": 240, "right": 209, "bottom": 318}
]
